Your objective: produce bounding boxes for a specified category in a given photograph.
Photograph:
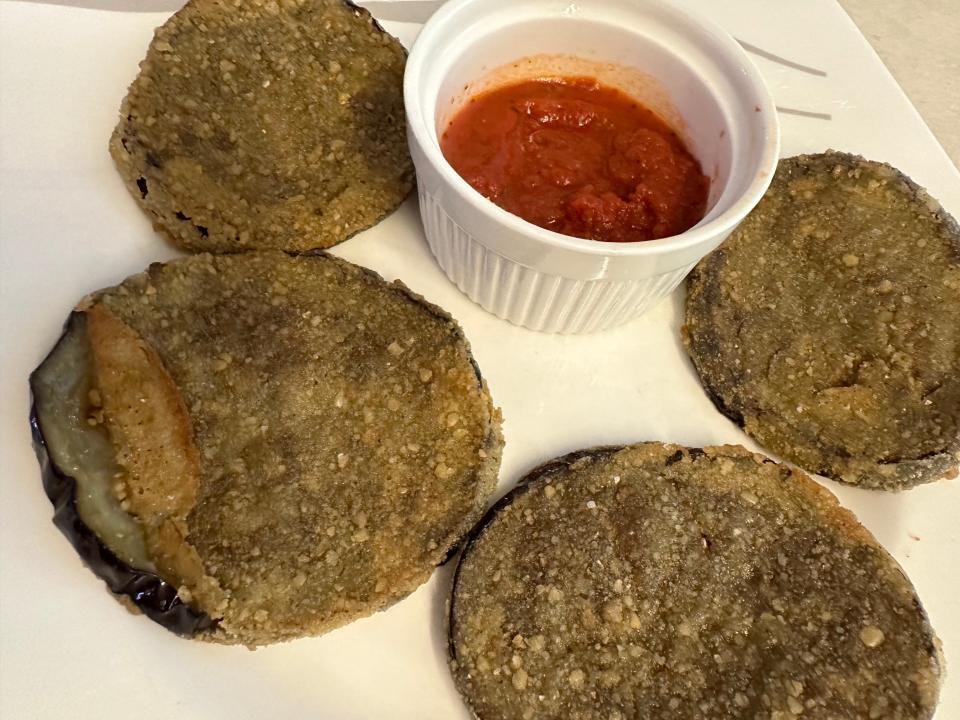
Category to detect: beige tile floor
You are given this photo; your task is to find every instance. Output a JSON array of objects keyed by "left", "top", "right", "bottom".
[{"left": 840, "top": 0, "right": 959, "bottom": 169}]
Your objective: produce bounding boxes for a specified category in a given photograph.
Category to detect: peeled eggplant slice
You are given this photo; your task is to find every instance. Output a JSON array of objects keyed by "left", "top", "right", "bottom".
[{"left": 30, "top": 312, "right": 213, "bottom": 636}]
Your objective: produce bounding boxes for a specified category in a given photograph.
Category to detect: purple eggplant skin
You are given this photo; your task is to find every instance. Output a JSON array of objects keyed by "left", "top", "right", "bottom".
[
  {"left": 29, "top": 312, "right": 214, "bottom": 637},
  {"left": 343, "top": 0, "right": 390, "bottom": 35}
]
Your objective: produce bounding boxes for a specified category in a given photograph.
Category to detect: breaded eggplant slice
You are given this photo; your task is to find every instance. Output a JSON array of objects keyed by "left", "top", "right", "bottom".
[
  {"left": 684, "top": 152, "right": 960, "bottom": 490},
  {"left": 449, "top": 443, "right": 942, "bottom": 720},
  {"left": 31, "top": 252, "right": 502, "bottom": 646},
  {"left": 110, "top": 0, "right": 413, "bottom": 253}
]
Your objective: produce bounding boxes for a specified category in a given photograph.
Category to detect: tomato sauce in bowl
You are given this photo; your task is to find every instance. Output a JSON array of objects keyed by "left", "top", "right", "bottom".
[{"left": 440, "top": 77, "right": 709, "bottom": 244}]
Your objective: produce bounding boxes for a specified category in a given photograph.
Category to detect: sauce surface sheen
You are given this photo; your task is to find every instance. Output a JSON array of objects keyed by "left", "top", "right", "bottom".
[{"left": 441, "top": 77, "right": 709, "bottom": 243}]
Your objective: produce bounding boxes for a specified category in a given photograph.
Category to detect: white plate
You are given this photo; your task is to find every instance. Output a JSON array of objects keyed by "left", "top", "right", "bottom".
[{"left": 0, "top": 1, "right": 957, "bottom": 718}]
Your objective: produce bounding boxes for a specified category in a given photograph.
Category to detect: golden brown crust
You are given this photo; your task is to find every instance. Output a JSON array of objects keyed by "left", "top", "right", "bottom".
[
  {"left": 86, "top": 304, "right": 228, "bottom": 617},
  {"left": 86, "top": 304, "right": 200, "bottom": 519},
  {"left": 450, "top": 442, "right": 942, "bottom": 720},
  {"left": 110, "top": 0, "right": 413, "bottom": 253},
  {"left": 91, "top": 251, "right": 501, "bottom": 645},
  {"left": 684, "top": 152, "right": 960, "bottom": 490}
]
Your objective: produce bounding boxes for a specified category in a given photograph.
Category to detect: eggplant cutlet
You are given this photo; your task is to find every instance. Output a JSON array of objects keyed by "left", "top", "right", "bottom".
[
  {"left": 110, "top": 0, "right": 413, "bottom": 253},
  {"left": 685, "top": 152, "right": 960, "bottom": 490},
  {"left": 449, "top": 443, "right": 942, "bottom": 720},
  {"left": 31, "top": 251, "right": 502, "bottom": 645}
]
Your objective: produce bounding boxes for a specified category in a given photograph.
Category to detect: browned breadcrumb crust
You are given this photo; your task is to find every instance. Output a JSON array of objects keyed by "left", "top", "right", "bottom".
[
  {"left": 86, "top": 304, "right": 228, "bottom": 616},
  {"left": 684, "top": 151, "right": 960, "bottom": 490},
  {"left": 449, "top": 443, "right": 942, "bottom": 720},
  {"left": 89, "top": 251, "right": 501, "bottom": 646},
  {"left": 110, "top": 0, "right": 413, "bottom": 253}
]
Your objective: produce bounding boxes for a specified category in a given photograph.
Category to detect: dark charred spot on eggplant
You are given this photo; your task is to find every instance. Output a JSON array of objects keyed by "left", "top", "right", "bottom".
[
  {"left": 136, "top": 177, "right": 148, "bottom": 198},
  {"left": 665, "top": 449, "right": 685, "bottom": 466}
]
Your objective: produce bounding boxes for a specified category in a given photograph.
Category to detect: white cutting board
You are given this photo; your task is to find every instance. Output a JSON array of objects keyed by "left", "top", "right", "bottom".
[{"left": 1, "top": 1, "right": 958, "bottom": 718}]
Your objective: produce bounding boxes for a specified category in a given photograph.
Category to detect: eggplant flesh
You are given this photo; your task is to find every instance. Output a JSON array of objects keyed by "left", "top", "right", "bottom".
[{"left": 30, "top": 312, "right": 212, "bottom": 636}]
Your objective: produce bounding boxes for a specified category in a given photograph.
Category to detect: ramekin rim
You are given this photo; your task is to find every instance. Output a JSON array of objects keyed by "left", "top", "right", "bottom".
[{"left": 404, "top": 0, "right": 781, "bottom": 258}]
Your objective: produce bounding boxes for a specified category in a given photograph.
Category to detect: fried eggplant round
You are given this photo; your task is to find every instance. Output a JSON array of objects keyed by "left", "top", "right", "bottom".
[
  {"left": 449, "top": 443, "right": 942, "bottom": 720},
  {"left": 110, "top": 0, "right": 413, "bottom": 253},
  {"left": 31, "top": 251, "right": 501, "bottom": 646},
  {"left": 685, "top": 152, "right": 960, "bottom": 490}
]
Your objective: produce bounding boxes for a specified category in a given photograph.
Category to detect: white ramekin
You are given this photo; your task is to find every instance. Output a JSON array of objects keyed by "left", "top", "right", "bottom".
[{"left": 405, "top": 0, "right": 780, "bottom": 334}]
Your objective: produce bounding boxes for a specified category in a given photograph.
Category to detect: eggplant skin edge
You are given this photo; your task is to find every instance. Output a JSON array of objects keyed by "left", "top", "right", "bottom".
[
  {"left": 447, "top": 446, "right": 625, "bottom": 669},
  {"left": 28, "top": 319, "right": 214, "bottom": 637}
]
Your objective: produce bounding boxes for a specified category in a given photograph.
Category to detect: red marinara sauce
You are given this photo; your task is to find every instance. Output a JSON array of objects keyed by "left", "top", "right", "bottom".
[{"left": 440, "top": 77, "right": 709, "bottom": 243}]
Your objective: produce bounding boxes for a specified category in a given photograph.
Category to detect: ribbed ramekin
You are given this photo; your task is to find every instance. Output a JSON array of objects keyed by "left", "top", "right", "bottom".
[{"left": 405, "top": 0, "right": 779, "bottom": 333}]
